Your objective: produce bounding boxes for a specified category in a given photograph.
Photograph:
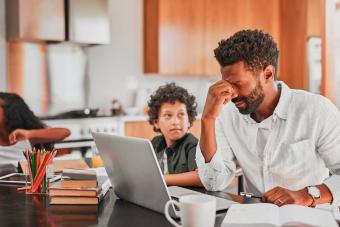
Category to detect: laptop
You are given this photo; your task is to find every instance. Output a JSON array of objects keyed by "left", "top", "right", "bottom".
[{"left": 92, "top": 133, "right": 237, "bottom": 217}]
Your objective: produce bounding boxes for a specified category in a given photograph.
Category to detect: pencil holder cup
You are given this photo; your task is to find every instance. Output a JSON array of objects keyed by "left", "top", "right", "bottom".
[
  {"left": 25, "top": 161, "right": 48, "bottom": 194},
  {"left": 23, "top": 149, "right": 57, "bottom": 195}
]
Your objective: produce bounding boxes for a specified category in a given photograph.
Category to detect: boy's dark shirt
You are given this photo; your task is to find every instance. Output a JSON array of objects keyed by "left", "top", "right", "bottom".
[{"left": 151, "top": 133, "right": 198, "bottom": 174}]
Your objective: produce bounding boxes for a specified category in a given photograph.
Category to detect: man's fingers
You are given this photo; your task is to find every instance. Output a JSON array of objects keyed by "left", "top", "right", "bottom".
[
  {"left": 263, "top": 187, "right": 278, "bottom": 199},
  {"left": 273, "top": 195, "right": 290, "bottom": 206},
  {"left": 210, "top": 80, "right": 235, "bottom": 96},
  {"left": 266, "top": 191, "right": 284, "bottom": 203},
  {"left": 263, "top": 187, "right": 282, "bottom": 202},
  {"left": 218, "top": 93, "right": 234, "bottom": 105}
]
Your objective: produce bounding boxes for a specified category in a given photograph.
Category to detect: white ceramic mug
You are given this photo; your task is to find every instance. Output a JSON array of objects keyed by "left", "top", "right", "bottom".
[{"left": 164, "top": 194, "right": 216, "bottom": 227}]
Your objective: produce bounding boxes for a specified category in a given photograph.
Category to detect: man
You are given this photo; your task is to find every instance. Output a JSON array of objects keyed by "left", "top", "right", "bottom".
[{"left": 196, "top": 29, "right": 340, "bottom": 207}]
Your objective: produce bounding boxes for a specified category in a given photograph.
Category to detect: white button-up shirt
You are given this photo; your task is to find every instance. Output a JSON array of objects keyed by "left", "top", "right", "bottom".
[{"left": 196, "top": 81, "right": 340, "bottom": 205}]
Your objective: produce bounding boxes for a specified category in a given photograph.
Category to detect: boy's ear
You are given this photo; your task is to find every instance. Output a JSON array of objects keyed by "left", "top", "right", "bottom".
[
  {"left": 186, "top": 121, "right": 192, "bottom": 131},
  {"left": 153, "top": 120, "right": 159, "bottom": 130}
]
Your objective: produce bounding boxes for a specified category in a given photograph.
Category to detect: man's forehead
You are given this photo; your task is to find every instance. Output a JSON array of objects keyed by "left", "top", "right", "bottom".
[{"left": 220, "top": 61, "right": 251, "bottom": 81}]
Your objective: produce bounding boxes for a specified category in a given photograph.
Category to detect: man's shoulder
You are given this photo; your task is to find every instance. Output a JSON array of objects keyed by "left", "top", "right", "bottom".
[
  {"left": 288, "top": 89, "right": 338, "bottom": 118},
  {"left": 290, "top": 89, "right": 331, "bottom": 107}
]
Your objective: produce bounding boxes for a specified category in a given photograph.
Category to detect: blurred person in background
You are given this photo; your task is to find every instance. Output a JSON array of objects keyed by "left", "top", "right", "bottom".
[{"left": 0, "top": 92, "right": 70, "bottom": 167}]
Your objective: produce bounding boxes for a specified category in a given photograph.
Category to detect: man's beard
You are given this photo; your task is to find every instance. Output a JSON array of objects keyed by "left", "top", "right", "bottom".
[{"left": 231, "top": 80, "right": 265, "bottom": 115}]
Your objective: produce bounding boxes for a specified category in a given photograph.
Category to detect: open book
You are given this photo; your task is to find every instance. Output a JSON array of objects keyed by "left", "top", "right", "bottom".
[{"left": 222, "top": 203, "right": 338, "bottom": 227}]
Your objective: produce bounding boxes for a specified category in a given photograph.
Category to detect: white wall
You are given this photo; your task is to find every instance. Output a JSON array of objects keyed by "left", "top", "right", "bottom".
[
  {"left": 88, "top": 0, "right": 143, "bottom": 112},
  {"left": 0, "top": 0, "right": 6, "bottom": 91},
  {"left": 88, "top": 0, "right": 217, "bottom": 114}
]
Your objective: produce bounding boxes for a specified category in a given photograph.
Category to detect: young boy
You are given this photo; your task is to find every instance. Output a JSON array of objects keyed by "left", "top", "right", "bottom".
[{"left": 147, "top": 83, "right": 202, "bottom": 187}]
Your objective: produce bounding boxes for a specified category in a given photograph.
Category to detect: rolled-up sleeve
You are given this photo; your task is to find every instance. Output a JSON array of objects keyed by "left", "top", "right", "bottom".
[
  {"left": 196, "top": 116, "right": 236, "bottom": 191},
  {"left": 317, "top": 98, "right": 340, "bottom": 206}
]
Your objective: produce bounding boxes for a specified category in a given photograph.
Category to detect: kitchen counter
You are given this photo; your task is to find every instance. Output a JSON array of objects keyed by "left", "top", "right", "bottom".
[
  {"left": 118, "top": 113, "right": 202, "bottom": 122},
  {"left": 41, "top": 113, "right": 202, "bottom": 149}
]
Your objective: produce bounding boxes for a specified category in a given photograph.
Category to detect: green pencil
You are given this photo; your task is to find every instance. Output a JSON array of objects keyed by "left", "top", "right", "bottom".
[{"left": 31, "top": 151, "right": 36, "bottom": 182}]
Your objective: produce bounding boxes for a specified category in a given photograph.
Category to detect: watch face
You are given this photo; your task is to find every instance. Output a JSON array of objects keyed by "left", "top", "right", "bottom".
[{"left": 308, "top": 186, "right": 321, "bottom": 198}]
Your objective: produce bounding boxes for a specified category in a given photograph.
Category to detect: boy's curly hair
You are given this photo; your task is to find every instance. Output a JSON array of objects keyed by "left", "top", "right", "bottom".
[
  {"left": 214, "top": 29, "right": 279, "bottom": 80},
  {"left": 147, "top": 83, "right": 197, "bottom": 132}
]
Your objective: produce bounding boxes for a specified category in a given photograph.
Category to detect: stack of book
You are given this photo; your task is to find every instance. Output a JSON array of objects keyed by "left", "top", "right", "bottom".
[{"left": 49, "top": 169, "right": 111, "bottom": 205}]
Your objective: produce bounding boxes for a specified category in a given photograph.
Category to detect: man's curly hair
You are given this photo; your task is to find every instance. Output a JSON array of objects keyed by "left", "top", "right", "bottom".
[
  {"left": 147, "top": 83, "right": 197, "bottom": 132},
  {"left": 214, "top": 29, "right": 279, "bottom": 80}
]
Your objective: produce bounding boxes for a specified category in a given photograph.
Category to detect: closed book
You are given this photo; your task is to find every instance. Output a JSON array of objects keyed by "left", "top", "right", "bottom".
[
  {"left": 50, "top": 196, "right": 100, "bottom": 205},
  {"left": 61, "top": 179, "right": 97, "bottom": 188},
  {"left": 50, "top": 178, "right": 111, "bottom": 205},
  {"left": 49, "top": 185, "right": 101, "bottom": 197},
  {"left": 62, "top": 168, "right": 97, "bottom": 181},
  {"left": 49, "top": 176, "right": 108, "bottom": 197}
]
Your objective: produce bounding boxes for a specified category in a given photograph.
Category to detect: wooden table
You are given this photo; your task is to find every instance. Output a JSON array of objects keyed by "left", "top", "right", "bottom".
[{"left": 0, "top": 183, "right": 260, "bottom": 227}]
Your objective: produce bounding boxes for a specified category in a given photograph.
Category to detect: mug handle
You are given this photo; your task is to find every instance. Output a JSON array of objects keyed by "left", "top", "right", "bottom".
[{"left": 164, "top": 200, "right": 181, "bottom": 227}]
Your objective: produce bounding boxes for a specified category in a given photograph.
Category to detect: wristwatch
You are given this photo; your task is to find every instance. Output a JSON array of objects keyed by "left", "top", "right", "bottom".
[{"left": 307, "top": 186, "right": 321, "bottom": 207}]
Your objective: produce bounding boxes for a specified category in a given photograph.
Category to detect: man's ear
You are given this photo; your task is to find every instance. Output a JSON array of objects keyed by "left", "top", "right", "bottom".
[{"left": 263, "top": 65, "right": 275, "bottom": 82}]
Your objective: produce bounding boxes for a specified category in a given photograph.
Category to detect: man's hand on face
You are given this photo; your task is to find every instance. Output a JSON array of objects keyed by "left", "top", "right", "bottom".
[
  {"left": 202, "top": 80, "right": 237, "bottom": 120},
  {"left": 262, "top": 186, "right": 313, "bottom": 207}
]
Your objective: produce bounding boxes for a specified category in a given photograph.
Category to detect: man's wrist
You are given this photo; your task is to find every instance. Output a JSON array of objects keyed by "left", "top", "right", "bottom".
[
  {"left": 302, "top": 188, "right": 314, "bottom": 206},
  {"left": 201, "top": 115, "right": 217, "bottom": 122}
]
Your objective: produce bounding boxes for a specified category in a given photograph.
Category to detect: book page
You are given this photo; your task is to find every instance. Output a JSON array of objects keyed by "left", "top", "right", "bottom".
[
  {"left": 222, "top": 204, "right": 280, "bottom": 227},
  {"left": 279, "top": 205, "right": 338, "bottom": 227}
]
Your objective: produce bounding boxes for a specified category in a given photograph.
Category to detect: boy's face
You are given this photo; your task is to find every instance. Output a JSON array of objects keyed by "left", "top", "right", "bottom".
[{"left": 155, "top": 100, "right": 191, "bottom": 147}]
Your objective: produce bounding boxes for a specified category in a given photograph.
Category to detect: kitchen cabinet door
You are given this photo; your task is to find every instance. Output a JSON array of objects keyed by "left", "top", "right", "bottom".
[
  {"left": 144, "top": 0, "right": 206, "bottom": 76},
  {"left": 144, "top": 0, "right": 280, "bottom": 77},
  {"left": 204, "top": 0, "right": 280, "bottom": 76},
  {"left": 124, "top": 120, "right": 201, "bottom": 140},
  {"left": 6, "top": 0, "right": 65, "bottom": 41},
  {"left": 124, "top": 121, "right": 158, "bottom": 140}
]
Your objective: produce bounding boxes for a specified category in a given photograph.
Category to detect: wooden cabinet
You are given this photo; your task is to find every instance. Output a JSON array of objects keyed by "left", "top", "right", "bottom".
[
  {"left": 144, "top": 0, "right": 323, "bottom": 91},
  {"left": 124, "top": 120, "right": 201, "bottom": 140},
  {"left": 144, "top": 0, "right": 280, "bottom": 76},
  {"left": 204, "top": 0, "right": 280, "bottom": 76},
  {"left": 6, "top": 0, "right": 65, "bottom": 41},
  {"left": 144, "top": 0, "right": 205, "bottom": 75},
  {"left": 279, "top": 0, "right": 322, "bottom": 90}
]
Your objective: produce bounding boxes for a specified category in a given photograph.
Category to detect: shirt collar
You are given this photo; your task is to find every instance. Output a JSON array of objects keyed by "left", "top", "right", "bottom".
[
  {"left": 156, "top": 133, "right": 190, "bottom": 152},
  {"left": 241, "top": 81, "right": 291, "bottom": 123},
  {"left": 273, "top": 81, "right": 291, "bottom": 120}
]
